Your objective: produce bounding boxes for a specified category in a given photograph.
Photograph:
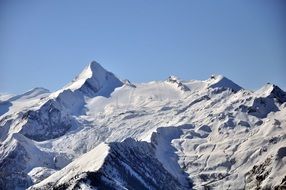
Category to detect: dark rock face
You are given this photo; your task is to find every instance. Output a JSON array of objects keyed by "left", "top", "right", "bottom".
[
  {"left": 31, "top": 139, "right": 191, "bottom": 190},
  {"left": 106, "top": 139, "right": 187, "bottom": 190},
  {"left": 270, "top": 85, "right": 286, "bottom": 104},
  {"left": 245, "top": 157, "right": 273, "bottom": 189},
  {"left": 19, "top": 100, "right": 75, "bottom": 141},
  {"left": 277, "top": 147, "right": 286, "bottom": 159},
  {"left": 240, "top": 97, "right": 279, "bottom": 118},
  {"left": 0, "top": 134, "right": 55, "bottom": 190},
  {"left": 0, "top": 142, "right": 32, "bottom": 190},
  {"left": 274, "top": 175, "right": 286, "bottom": 190}
]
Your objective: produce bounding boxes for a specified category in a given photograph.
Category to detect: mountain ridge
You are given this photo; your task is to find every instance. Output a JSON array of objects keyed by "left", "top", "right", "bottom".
[{"left": 0, "top": 61, "right": 285, "bottom": 190}]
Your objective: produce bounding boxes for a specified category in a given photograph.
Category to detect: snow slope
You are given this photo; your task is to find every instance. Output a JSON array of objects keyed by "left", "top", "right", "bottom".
[
  {"left": 0, "top": 61, "right": 285, "bottom": 190},
  {"left": 30, "top": 138, "right": 187, "bottom": 190}
]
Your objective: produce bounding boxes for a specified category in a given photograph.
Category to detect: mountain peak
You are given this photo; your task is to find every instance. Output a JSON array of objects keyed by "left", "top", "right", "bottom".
[
  {"left": 62, "top": 61, "right": 123, "bottom": 97},
  {"left": 207, "top": 74, "right": 242, "bottom": 92},
  {"left": 89, "top": 61, "right": 105, "bottom": 73},
  {"left": 256, "top": 83, "right": 286, "bottom": 103},
  {"left": 74, "top": 61, "right": 106, "bottom": 83}
]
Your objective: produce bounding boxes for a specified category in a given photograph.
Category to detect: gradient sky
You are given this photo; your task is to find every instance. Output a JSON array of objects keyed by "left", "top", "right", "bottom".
[{"left": 1, "top": 0, "right": 286, "bottom": 94}]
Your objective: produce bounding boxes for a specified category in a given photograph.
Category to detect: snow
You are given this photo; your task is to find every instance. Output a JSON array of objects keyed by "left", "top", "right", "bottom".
[
  {"left": 28, "top": 167, "right": 57, "bottom": 184},
  {"left": 1, "top": 61, "right": 285, "bottom": 189},
  {"left": 151, "top": 126, "right": 190, "bottom": 187},
  {"left": 255, "top": 83, "right": 275, "bottom": 96},
  {"left": 207, "top": 74, "right": 242, "bottom": 92},
  {"left": 32, "top": 142, "right": 109, "bottom": 188},
  {"left": 0, "top": 88, "right": 50, "bottom": 117},
  {"left": 0, "top": 93, "right": 14, "bottom": 102},
  {"left": 60, "top": 61, "right": 123, "bottom": 97},
  {"left": 63, "top": 62, "right": 96, "bottom": 92}
]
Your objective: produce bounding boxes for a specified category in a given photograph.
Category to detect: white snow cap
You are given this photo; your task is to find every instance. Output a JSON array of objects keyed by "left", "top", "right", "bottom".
[
  {"left": 208, "top": 74, "right": 242, "bottom": 91},
  {"left": 65, "top": 61, "right": 107, "bottom": 91},
  {"left": 60, "top": 61, "right": 123, "bottom": 96},
  {"left": 255, "top": 83, "right": 286, "bottom": 103}
]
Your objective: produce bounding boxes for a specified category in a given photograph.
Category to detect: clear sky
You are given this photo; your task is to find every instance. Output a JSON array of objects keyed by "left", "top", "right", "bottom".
[{"left": 1, "top": 0, "right": 286, "bottom": 94}]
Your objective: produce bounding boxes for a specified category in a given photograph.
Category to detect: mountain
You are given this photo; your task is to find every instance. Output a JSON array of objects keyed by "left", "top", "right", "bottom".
[
  {"left": 61, "top": 61, "right": 123, "bottom": 97},
  {"left": 207, "top": 74, "right": 242, "bottom": 92},
  {"left": 0, "top": 61, "right": 285, "bottom": 190}
]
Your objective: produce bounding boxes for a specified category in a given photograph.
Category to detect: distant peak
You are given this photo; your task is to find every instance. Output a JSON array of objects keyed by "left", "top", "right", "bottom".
[
  {"left": 79, "top": 61, "right": 107, "bottom": 79},
  {"left": 4, "top": 87, "right": 50, "bottom": 103},
  {"left": 207, "top": 74, "right": 242, "bottom": 92},
  {"left": 167, "top": 76, "right": 190, "bottom": 91},
  {"left": 256, "top": 83, "right": 275, "bottom": 94},
  {"left": 256, "top": 83, "right": 286, "bottom": 103},
  {"left": 263, "top": 83, "right": 281, "bottom": 91}
]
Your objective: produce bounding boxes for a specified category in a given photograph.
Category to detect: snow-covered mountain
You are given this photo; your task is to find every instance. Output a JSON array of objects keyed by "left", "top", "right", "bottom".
[{"left": 0, "top": 61, "right": 285, "bottom": 190}]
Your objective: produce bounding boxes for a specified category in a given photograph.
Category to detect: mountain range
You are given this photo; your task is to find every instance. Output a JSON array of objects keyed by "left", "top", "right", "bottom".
[{"left": 0, "top": 61, "right": 285, "bottom": 190}]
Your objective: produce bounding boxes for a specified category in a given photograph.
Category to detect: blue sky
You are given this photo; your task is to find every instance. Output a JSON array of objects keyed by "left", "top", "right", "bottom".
[{"left": 1, "top": 0, "right": 285, "bottom": 94}]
